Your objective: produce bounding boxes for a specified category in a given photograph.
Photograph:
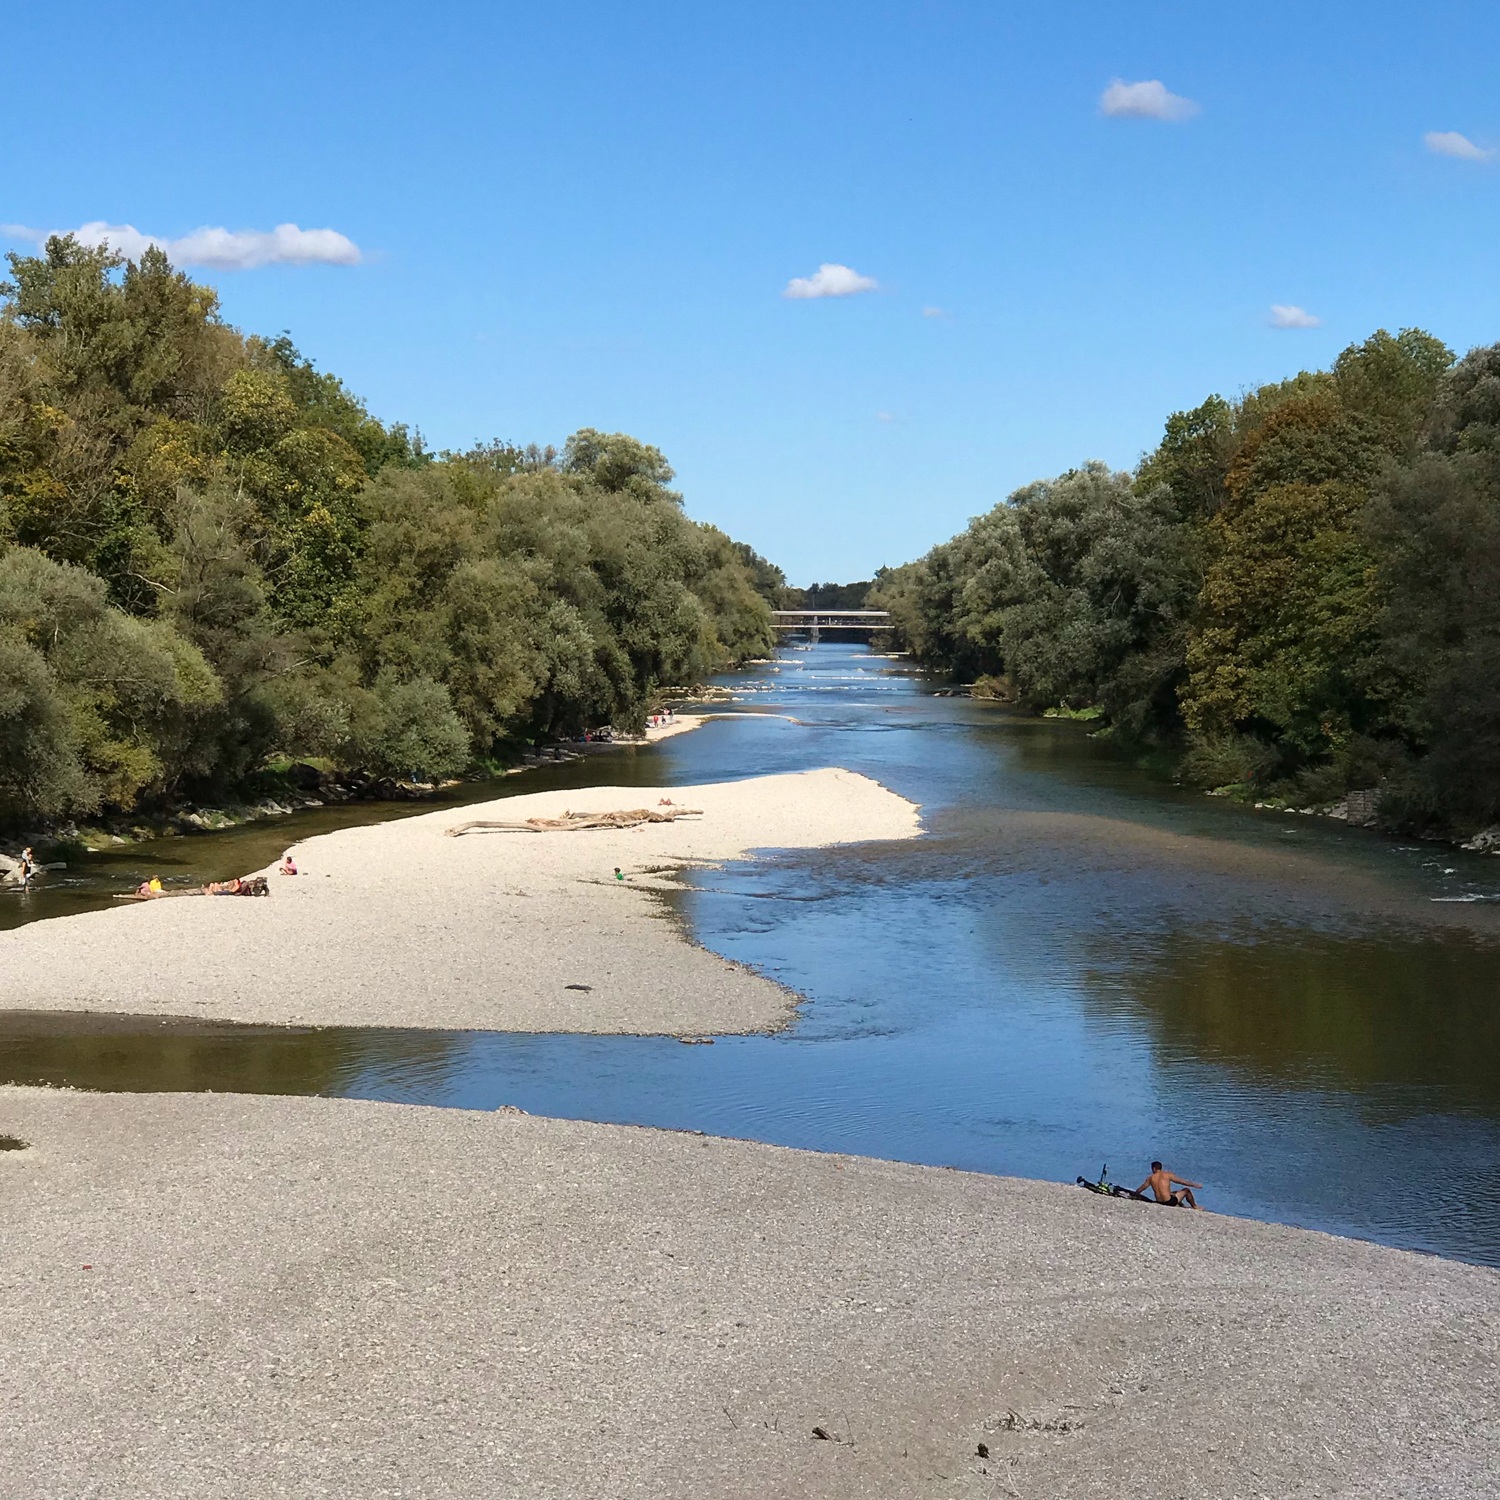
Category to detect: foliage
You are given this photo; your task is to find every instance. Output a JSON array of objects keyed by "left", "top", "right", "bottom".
[
  {"left": 785, "top": 580, "right": 872, "bottom": 610},
  {"left": 0, "top": 547, "right": 222, "bottom": 816},
  {"left": 0, "top": 239, "right": 775, "bottom": 825},
  {"left": 1363, "top": 342, "right": 1500, "bottom": 825},
  {"left": 874, "top": 463, "right": 1199, "bottom": 734},
  {"left": 729, "top": 541, "right": 795, "bottom": 608},
  {"left": 880, "top": 325, "right": 1500, "bottom": 833}
]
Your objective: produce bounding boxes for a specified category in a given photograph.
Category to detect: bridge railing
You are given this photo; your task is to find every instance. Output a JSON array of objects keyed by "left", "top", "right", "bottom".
[
  {"left": 771, "top": 610, "right": 890, "bottom": 622},
  {"left": 770, "top": 609, "right": 891, "bottom": 636}
]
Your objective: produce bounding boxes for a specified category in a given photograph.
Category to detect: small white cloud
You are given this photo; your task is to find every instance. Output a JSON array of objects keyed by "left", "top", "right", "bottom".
[
  {"left": 1424, "top": 130, "right": 1495, "bottom": 162},
  {"left": 875, "top": 411, "right": 896, "bottom": 424},
  {"left": 921, "top": 305, "right": 947, "bottom": 319},
  {"left": 171, "top": 224, "right": 361, "bottom": 269},
  {"left": 1, "top": 220, "right": 362, "bottom": 270},
  {"left": 1099, "top": 78, "right": 1199, "bottom": 122},
  {"left": 782, "top": 262, "right": 878, "bottom": 299},
  {"left": 1269, "top": 304, "right": 1322, "bottom": 330}
]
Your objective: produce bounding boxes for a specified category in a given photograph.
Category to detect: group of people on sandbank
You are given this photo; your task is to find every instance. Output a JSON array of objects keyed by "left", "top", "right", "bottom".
[
  {"left": 132, "top": 853, "right": 300, "bottom": 901},
  {"left": 572, "top": 706, "right": 678, "bottom": 745}
]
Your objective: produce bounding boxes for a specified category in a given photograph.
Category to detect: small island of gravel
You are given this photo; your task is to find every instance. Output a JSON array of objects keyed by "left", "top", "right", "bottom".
[{"left": 0, "top": 768, "right": 920, "bottom": 1034}]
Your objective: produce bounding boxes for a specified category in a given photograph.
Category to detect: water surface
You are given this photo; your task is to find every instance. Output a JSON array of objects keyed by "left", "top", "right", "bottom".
[{"left": 5, "top": 645, "right": 1499, "bottom": 1266}]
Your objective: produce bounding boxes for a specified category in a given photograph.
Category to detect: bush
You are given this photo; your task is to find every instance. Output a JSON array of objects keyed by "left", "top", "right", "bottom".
[
  {"left": 1180, "top": 733, "right": 1280, "bottom": 791},
  {"left": 342, "top": 674, "right": 471, "bottom": 782},
  {"left": 0, "top": 628, "right": 88, "bottom": 818}
]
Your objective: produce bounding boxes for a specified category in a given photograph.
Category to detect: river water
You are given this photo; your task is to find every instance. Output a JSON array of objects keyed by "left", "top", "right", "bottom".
[{"left": 5, "top": 643, "right": 1500, "bottom": 1266}]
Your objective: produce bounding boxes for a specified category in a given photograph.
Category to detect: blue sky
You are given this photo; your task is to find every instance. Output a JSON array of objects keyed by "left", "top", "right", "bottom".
[{"left": 5, "top": 2, "right": 1499, "bottom": 582}]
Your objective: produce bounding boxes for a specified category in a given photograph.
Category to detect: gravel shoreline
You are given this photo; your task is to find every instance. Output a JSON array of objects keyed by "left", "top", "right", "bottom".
[
  {"left": 0, "top": 768, "right": 920, "bottom": 1033},
  {"left": 1, "top": 1087, "right": 1494, "bottom": 1500}
]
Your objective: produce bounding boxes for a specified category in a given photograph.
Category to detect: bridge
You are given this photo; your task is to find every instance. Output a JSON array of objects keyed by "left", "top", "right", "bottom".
[{"left": 772, "top": 609, "right": 891, "bottom": 641}]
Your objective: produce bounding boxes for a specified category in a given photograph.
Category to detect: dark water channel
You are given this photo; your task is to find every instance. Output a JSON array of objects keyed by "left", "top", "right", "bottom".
[{"left": 5, "top": 645, "right": 1500, "bottom": 1267}]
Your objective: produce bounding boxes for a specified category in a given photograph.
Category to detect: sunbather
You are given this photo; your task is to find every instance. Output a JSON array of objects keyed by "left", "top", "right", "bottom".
[{"left": 1137, "top": 1161, "right": 1203, "bottom": 1209}]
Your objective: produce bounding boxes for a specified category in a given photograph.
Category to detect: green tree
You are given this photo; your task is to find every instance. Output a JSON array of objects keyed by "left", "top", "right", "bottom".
[
  {"left": 0, "top": 242, "right": 789, "bottom": 825},
  {"left": 1180, "top": 330, "right": 1451, "bottom": 786},
  {"left": 0, "top": 546, "right": 223, "bottom": 811},
  {"left": 1365, "top": 342, "right": 1500, "bottom": 826}
]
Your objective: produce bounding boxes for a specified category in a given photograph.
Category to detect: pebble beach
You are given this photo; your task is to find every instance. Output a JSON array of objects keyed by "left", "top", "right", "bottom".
[{"left": 1, "top": 1087, "right": 1494, "bottom": 1500}]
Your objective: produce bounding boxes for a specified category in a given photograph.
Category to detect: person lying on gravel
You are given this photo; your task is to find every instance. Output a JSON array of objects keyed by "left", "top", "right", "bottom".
[
  {"left": 1138, "top": 1161, "right": 1202, "bottom": 1208},
  {"left": 204, "top": 876, "right": 270, "bottom": 897}
]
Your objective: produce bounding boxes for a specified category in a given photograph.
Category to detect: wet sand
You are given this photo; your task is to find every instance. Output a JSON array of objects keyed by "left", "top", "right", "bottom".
[
  {"left": 1, "top": 1087, "right": 1494, "bottom": 1500},
  {"left": 0, "top": 769, "right": 920, "bottom": 1033}
]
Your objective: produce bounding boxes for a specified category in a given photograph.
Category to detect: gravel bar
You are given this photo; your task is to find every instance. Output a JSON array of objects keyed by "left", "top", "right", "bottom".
[{"left": 1, "top": 1087, "right": 1495, "bottom": 1499}]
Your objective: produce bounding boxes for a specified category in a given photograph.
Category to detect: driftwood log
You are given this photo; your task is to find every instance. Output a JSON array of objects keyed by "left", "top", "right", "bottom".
[{"left": 445, "top": 808, "right": 703, "bottom": 837}]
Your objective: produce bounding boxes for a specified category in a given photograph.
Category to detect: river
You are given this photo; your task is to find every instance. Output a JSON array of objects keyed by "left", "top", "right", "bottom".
[{"left": 4, "top": 643, "right": 1499, "bottom": 1266}]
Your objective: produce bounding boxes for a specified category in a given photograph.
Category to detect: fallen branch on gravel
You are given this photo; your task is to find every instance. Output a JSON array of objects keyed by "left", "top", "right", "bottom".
[{"left": 444, "top": 808, "right": 704, "bottom": 837}]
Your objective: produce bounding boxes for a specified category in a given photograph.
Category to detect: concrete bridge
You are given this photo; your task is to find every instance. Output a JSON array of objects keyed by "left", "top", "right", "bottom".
[{"left": 772, "top": 609, "right": 890, "bottom": 641}]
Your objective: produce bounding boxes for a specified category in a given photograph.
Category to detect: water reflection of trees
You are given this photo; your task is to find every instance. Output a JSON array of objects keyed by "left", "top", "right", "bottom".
[
  {"left": 1078, "top": 928, "right": 1500, "bottom": 1115},
  {"left": 0, "top": 1015, "right": 467, "bottom": 1099}
]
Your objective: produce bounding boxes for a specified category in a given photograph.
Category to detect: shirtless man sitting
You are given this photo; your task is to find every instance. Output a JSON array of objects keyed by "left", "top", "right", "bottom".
[{"left": 1137, "top": 1160, "right": 1202, "bottom": 1209}]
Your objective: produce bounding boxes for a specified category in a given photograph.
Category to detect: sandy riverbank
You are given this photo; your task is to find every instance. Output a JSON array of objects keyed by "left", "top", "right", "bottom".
[
  {"left": 0, "top": 769, "right": 919, "bottom": 1033},
  {"left": 0, "top": 1087, "right": 1493, "bottom": 1500}
]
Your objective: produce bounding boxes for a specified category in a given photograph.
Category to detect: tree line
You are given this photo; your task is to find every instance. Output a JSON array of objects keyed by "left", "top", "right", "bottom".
[
  {"left": 0, "top": 236, "right": 781, "bottom": 826},
  {"left": 871, "top": 328, "right": 1500, "bottom": 835}
]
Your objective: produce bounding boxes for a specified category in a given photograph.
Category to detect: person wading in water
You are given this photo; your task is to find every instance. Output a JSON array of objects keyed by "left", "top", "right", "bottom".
[{"left": 1137, "top": 1161, "right": 1203, "bottom": 1209}]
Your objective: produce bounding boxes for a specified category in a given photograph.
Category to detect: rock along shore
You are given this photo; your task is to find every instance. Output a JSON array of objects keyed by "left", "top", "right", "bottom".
[{"left": 0, "top": 1087, "right": 1494, "bottom": 1500}]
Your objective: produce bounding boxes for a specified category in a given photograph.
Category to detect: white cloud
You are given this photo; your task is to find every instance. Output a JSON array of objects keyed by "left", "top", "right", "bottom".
[
  {"left": 1099, "top": 78, "right": 1199, "bottom": 122},
  {"left": 1424, "top": 130, "right": 1495, "bottom": 162},
  {"left": 1269, "top": 304, "right": 1322, "bottom": 330},
  {"left": 921, "top": 305, "right": 947, "bottom": 319},
  {"left": 1, "top": 220, "right": 362, "bottom": 270},
  {"left": 782, "top": 262, "right": 878, "bottom": 299},
  {"left": 875, "top": 411, "right": 896, "bottom": 423}
]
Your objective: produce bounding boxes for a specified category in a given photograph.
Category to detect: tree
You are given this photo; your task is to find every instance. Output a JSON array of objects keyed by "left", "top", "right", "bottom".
[
  {"left": 0, "top": 241, "right": 792, "bottom": 825},
  {"left": 1365, "top": 341, "right": 1500, "bottom": 826},
  {"left": 562, "top": 429, "right": 680, "bottom": 501},
  {"left": 1180, "top": 331, "right": 1452, "bottom": 786},
  {"left": 0, "top": 546, "right": 223, "bottom": 812}
]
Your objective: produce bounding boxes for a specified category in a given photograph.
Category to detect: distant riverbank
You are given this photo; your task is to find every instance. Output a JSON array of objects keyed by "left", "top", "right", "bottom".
[
  {"left": 959, "top": 689, "right": 1500, "bottom": 859},
  {"left": 0, "top": 713, "right": 712, "bottom": 883}
]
